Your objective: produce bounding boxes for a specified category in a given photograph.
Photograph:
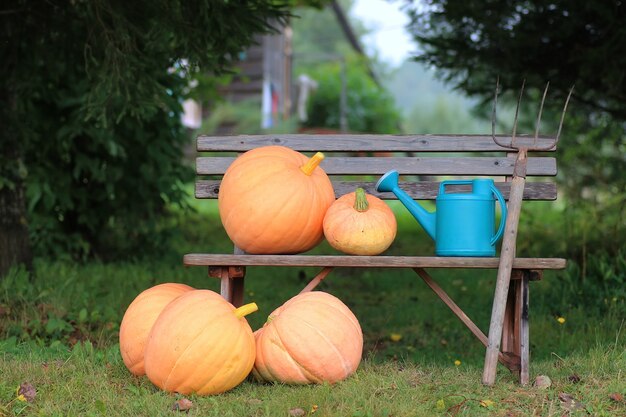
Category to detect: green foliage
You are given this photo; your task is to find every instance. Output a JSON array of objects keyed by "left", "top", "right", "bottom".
[
  {"left": 407, "top": 0, "right": 626, "bottom": 119},
  {"left": 0, "top": 0, "right": 291, "bottom": 259},
  {"left": 517, "top": 198, "right": 626, "bottom": 312},
  {"left": 1, "top": 264, "right": 120, "bottom": 346},
  {"left": 288, "top": 1, "right": 400, "bottom": 133},
  {"left": 23, "top": 70, "right": 193, "bottom": 259},
  {"left": 196, "top": 98, "right": 300, "bottom": 136},
  {"left": 405, "top": 0, "right": 626, "bottom": 201},
  {"left": 557, "top": 111, "right": 626, "bottom": 201},
  {"left": 292, "top": 0, "right": 369, "bottom": 62},
  {"left": 302, "top": 58, "right": 402, "bottom": 133},
  {"left": 404, "top": 96, "right": 487, "bottom": 134}
]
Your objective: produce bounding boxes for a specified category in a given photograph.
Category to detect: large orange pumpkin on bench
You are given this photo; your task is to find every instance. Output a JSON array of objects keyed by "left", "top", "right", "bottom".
[
  {"left": 253, "top": 291, "right": 363, "bottom": 384},
  {"left": 218, "top": 146, "right": 335, "bottom": 254}
]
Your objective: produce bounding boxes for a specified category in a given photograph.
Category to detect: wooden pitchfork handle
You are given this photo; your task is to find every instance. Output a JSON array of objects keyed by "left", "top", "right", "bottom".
[
  {"left": 482, "top": 79, "right": 572, "bottom": 385},
  {"left": 482, "top": 148, "right": 528, "bottom": 386}
]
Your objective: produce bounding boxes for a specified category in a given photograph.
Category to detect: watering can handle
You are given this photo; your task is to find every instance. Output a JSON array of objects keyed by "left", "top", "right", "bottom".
[
  {"left": 490, "top": 184, "right": 507, "bottom": 246},
  {"left": 439, "top": 180, "right": 507, "bottom": 246},
  {"left": 439, "top": 180, "right": 472, "bottom": 194}
]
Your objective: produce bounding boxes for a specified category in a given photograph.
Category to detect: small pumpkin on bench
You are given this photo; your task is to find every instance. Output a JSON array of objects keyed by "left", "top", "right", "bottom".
[{"left": 323, "top": 187, "right": 397, "bottom": 255}]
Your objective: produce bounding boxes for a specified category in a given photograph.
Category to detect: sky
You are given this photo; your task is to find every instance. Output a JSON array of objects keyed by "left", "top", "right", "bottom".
[{"left": 351, "top": 0, "right": 416, "bottom": 67}]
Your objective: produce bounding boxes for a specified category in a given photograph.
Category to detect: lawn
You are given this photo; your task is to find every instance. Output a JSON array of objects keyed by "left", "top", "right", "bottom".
[{"left": 1, "top": 199, "right": 624, "bottom": 416}]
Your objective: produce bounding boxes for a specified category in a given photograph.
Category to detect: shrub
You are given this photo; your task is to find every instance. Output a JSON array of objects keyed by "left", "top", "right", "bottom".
[
  {"left": 303, "top": 58, "right": 402, "bottom": 134},
  {"left": 518, "top": 197, "right": 625, "bottom": 312}
]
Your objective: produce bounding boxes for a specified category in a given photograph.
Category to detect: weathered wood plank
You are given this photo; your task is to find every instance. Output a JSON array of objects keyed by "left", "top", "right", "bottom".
[
  {"left": 195, "top": 180, "right": 557, "bottom": 200},
  {"left": 197, "top": 134, "right": 559, "bottom": 152},
  {"left": 196, "top": 156, "right": 557, "bottom": 176},
  {"left": 183, "top": 254, "right": 567, "bottom": 270}
]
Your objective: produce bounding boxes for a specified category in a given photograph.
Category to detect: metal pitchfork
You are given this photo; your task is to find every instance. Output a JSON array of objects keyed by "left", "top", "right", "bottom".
[{"left": 482, "top": 79, "right": 574, "bottom": 386}]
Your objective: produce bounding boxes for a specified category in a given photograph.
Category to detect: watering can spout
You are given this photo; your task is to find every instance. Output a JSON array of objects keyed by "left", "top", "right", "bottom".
[{"left": 375, "top": 170, "right": 437, "bottom": 240}]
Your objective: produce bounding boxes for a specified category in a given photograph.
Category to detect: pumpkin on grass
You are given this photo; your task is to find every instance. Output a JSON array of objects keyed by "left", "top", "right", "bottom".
[
  {"left": 144, "top": 290, "right": 258, "bottom": 395},
  {"left": 253, "top": 291, "right": 363, "bottom": 384},
  {"left": 119, "top": 282, "right": 194, "bottom": 376},
  {"left": 218, "top": 145, "right": 335, "bottom": 254},
  {"left": 323, "top": 187, "right": 397, "bottom": 255}
]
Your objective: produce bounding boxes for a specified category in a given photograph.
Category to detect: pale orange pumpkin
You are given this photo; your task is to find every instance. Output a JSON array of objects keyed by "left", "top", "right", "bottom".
[
  {"left": 119, "top": 282, "right": 194, "bottom": 376},
  {"left": 253, "top": 291, "right": 363, "bottom": 384},
  {"left": 323, "top": 188, "right": 397, "bottom": 255},
  {"left": 144, "top": 290, "right": 258, "bottom": 395},
  {"left": 218, "top": 146, "right": 335, "bottom": 254}
]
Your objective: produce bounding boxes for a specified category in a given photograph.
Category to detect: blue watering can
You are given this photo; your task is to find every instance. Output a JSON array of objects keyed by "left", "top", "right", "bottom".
[{"left": 375, "top": 170, "right": 507, "bottom": 257}]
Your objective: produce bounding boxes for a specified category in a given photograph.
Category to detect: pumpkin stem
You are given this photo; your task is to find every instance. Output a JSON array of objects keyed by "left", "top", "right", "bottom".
[
  {"left": 354, "top": 188, "right": 369, "bottom": 212},
  {"left": 300, "top": 152, "right": 325, "bottom": 176},
  {"left": 234, "top": 302, "right": 258, "bottom": 318}
]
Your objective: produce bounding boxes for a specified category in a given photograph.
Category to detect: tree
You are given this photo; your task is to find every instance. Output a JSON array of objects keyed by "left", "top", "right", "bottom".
[
  {"left": 292, "top": 0, "right": 370, "bottom": 62},
  {"left": 407, "top": 0, "right": 626, "bottom": 117},
  {"left": 291, "top": 0, "right": 391, "bottom": 83},
  {"left": 405, "top": 0, "right": 625, "bottom": 201},
  {"left": 303, "top": 58, "right": 402, "bottom": 133},
  {"left": 290, "top": 1, "right": 400, "bottom": 133},
  {"left": 0, "top": 1, "right": 291, "bottom": 275}
]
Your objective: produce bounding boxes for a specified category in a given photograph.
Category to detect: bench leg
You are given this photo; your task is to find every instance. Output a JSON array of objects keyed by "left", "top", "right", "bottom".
[
  {"left": 210, "top": 266, "right": 246, "bottom": 307},
  {"left": 300, "top": 267, "right": 334, "bottom": 293},
  {"left": 413, "top": 268, "right": 520, "bottom": 371},
  {"left": 502, "top": 270, "right": 531, "bottom": 385}
]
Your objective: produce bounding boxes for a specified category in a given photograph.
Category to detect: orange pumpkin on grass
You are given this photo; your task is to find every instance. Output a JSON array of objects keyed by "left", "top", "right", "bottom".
[
  {"left": 218, "top": 145, "right": 335, "bottom": 254},
  {"left": 323, "top": 188, "right": 397, "bottom": 255},
  {"left": 119, "top": 282, "right": 194, "bottom": 376},
  {"left": 253, "top": 291, "right": 363, "bottom": 384},
  {"left": 144, "top": 290, "right": 258, "bottom": 395}
]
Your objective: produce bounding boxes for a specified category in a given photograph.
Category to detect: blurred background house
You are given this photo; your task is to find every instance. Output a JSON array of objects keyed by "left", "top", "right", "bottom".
[
  {"left": 182, "top": 0, "right": 381, "bottom": 135},
  {"left": 183, "top": 0, "right": 492, "bottom": 138}
]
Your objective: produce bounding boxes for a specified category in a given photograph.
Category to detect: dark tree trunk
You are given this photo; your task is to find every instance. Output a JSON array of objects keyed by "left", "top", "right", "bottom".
[
  {"left": 0, "top": 83, "right": 33, "bottom": 276},
  {"left": 0, "top": 177, "right": 33, "bottom": 276},
  {"left": 0, "top": 172, "right": 33, "bottom": 277}
]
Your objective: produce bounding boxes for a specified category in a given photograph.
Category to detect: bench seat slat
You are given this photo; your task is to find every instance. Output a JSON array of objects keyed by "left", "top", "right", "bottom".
[
  {"left": 183, "top": 254, "right": 566, "bottom": 270},
  {"left": 195, "top": 180, "right": 557, "bottom": 200},
  {"left": 197, "top": 134, "right": 559, "bottom": 152},
  {"left": 197, "top": 156, "right": 557, "bottom": 176}
]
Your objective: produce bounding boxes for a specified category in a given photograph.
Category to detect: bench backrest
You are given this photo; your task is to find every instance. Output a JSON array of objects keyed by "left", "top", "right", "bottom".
[{"left": 194, "top": 134, "right": 558, "bottom": 202}]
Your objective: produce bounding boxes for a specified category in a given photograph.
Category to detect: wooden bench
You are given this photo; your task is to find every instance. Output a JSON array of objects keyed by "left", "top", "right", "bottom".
[{"left": 183, "top": 133, "right": 566, "bottom": 385}]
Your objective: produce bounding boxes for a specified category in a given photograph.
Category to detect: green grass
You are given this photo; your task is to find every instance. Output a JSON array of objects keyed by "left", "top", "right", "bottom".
[
  {"left": 1, "top": 198, "right": 624, "bottom": 416},
  {"left": 1, "top": 341, "right": 624, "bottom": 416}
]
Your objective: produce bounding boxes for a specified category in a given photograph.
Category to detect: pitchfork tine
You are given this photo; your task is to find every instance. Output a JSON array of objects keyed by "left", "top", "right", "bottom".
[
  {"left": 510, "top": 79, "right": 525, "bottom": 148},
  {"left": 550, "top": 84, "right": 574, "bottom": 149},
  {"left": 533, "top": 82, "right": 550, "bottom": 147},
  {"left": 534, "top": 84, "right": 575, "bottom": 151},
  {"left": 555, "top": 85, "right": 574, "bottom": 144},
  {"left": 491, "top": 77, "right": 508, "bottom": 148}
]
